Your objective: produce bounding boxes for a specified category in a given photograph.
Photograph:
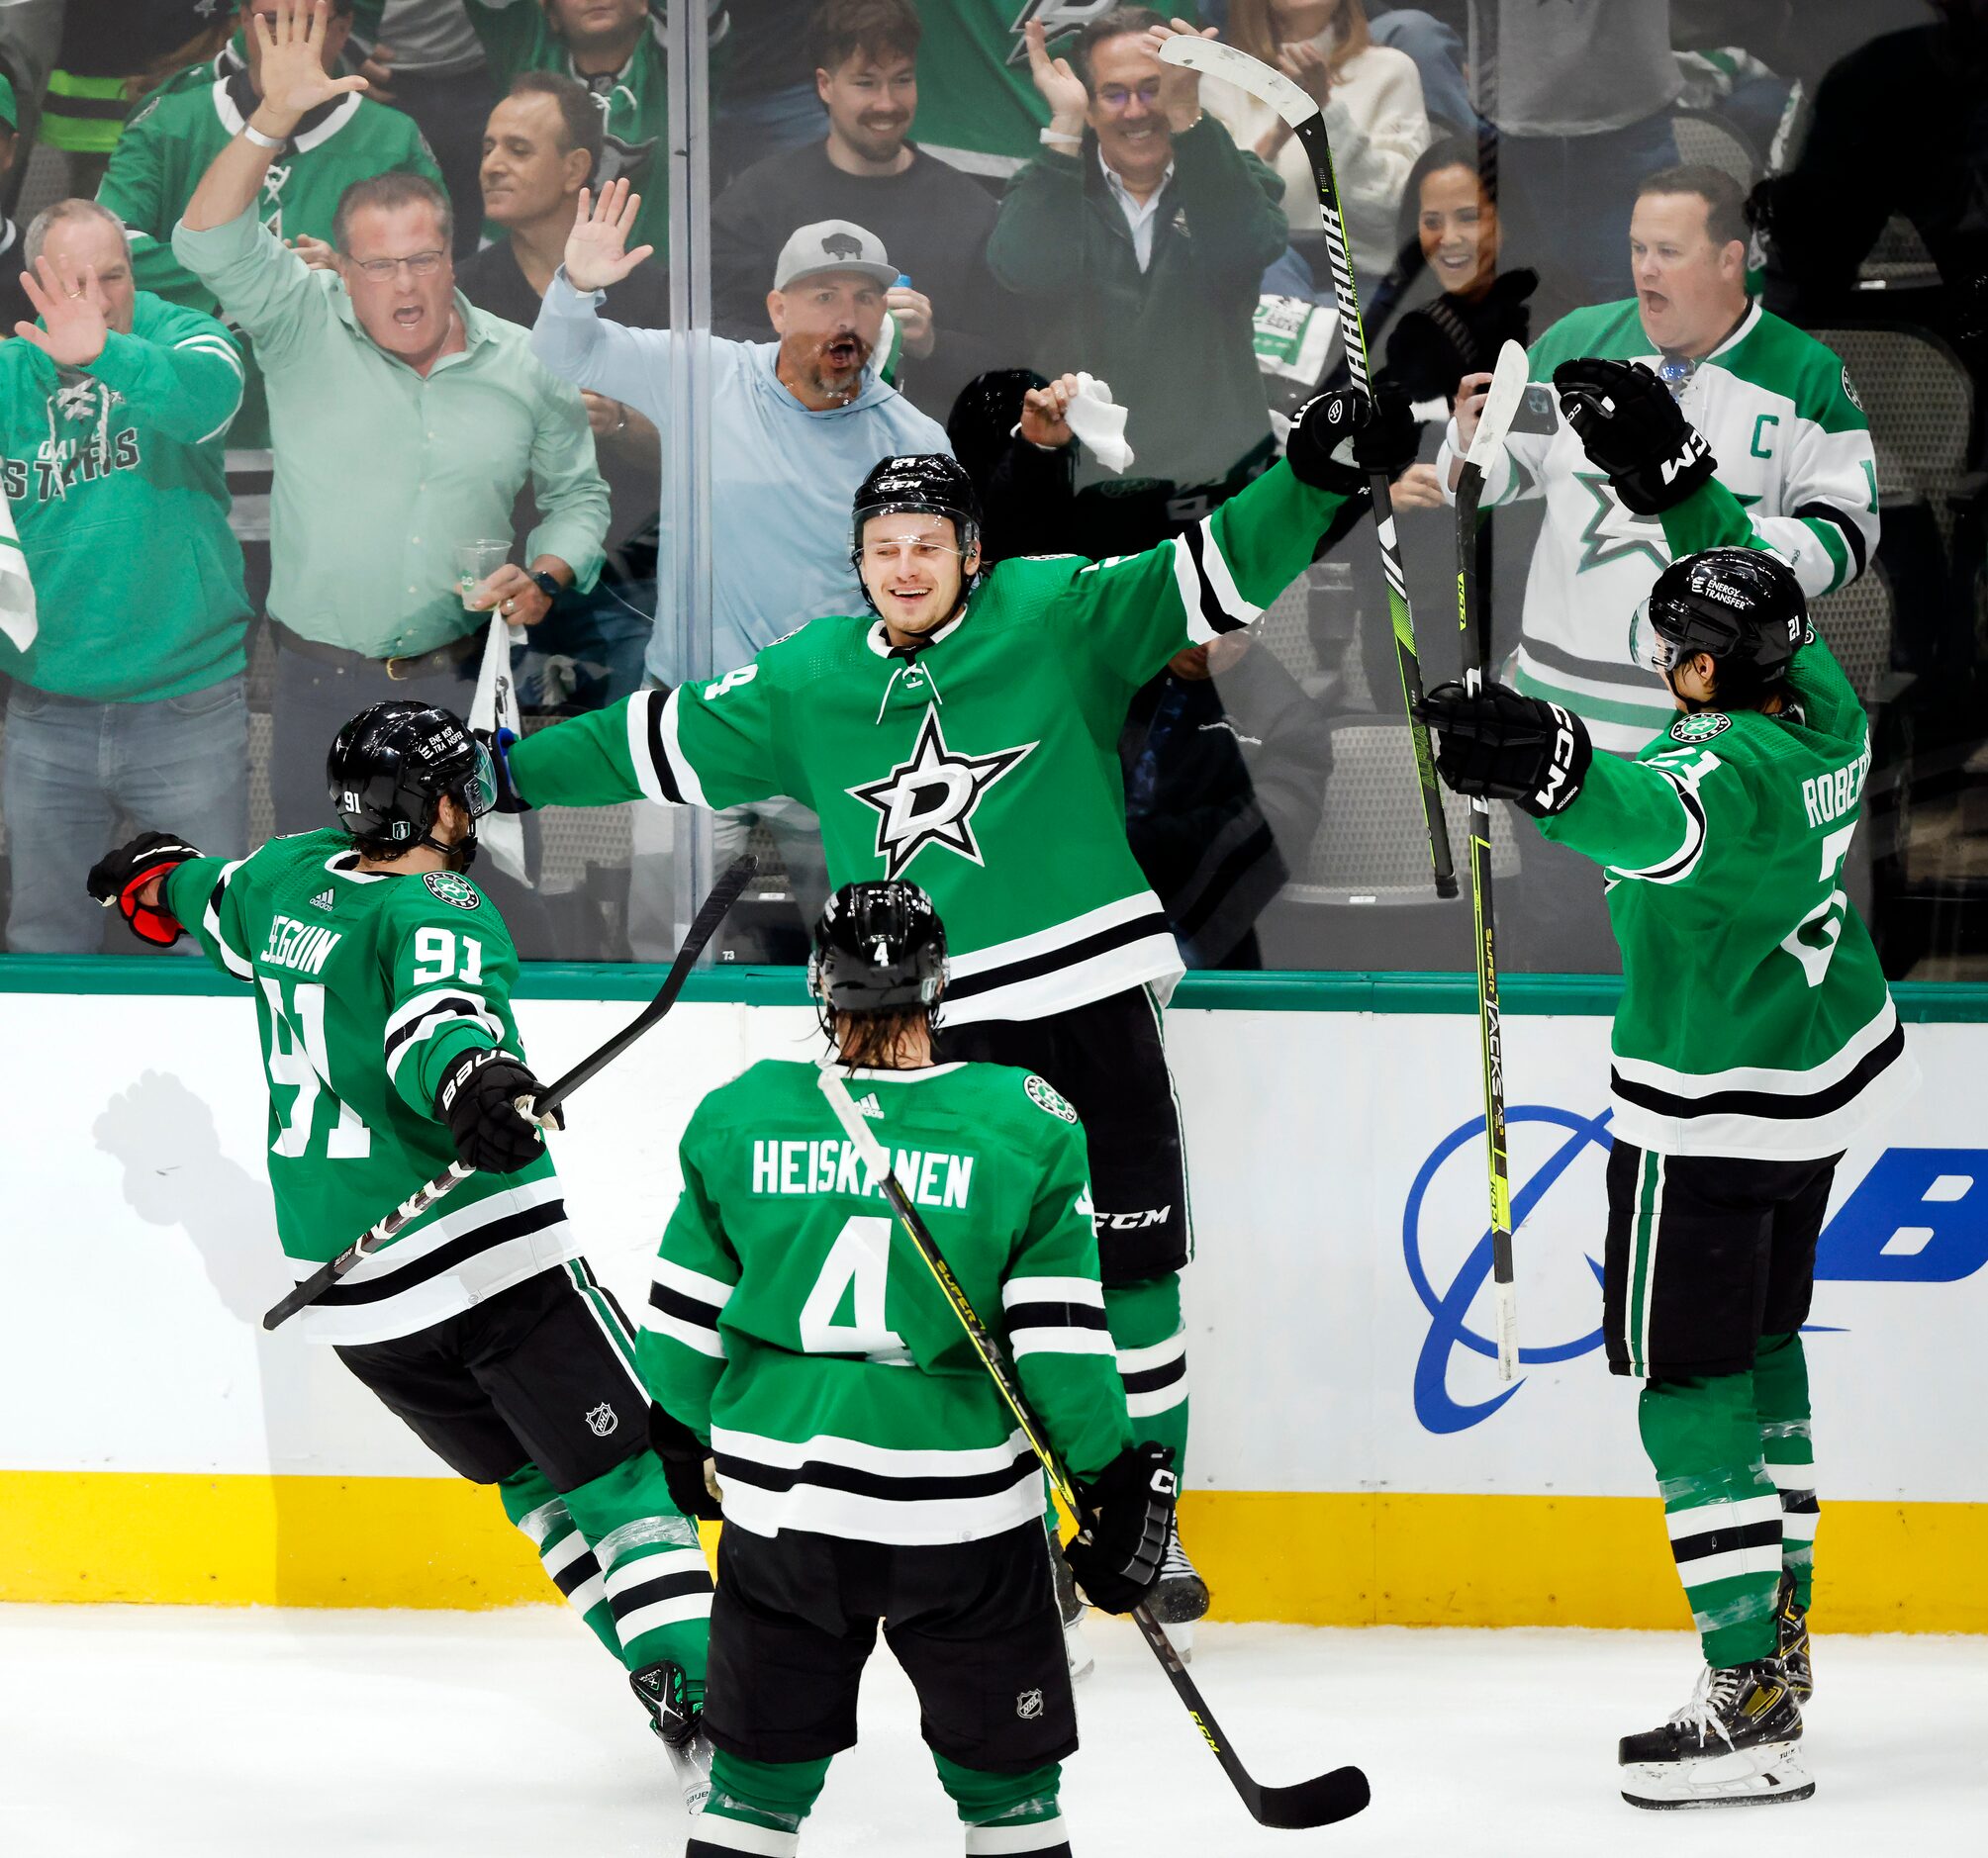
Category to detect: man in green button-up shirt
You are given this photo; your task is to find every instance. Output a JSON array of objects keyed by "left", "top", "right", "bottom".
[{"left": 170, "top": 0, "right": 609, "bottom": 833}]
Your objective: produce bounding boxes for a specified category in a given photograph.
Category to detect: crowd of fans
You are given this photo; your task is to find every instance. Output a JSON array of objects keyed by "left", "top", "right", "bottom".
[{"left": 0, "top": 0, "right": 1981, "bottom": 975}]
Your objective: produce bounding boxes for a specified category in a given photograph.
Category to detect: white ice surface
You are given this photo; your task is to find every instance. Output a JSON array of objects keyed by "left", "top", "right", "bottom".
[{"left": 2, "top": 1607, "right": 1983, "bottom": 1857}]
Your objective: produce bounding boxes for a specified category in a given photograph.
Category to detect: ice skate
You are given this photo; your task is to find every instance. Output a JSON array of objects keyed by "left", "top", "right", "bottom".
[
  {"left": 1619, "top": 1660, "right": 1812, "bottom": 1810},
  {"left": 1147, "top": 1517, "right": 1208, "bottom": 1661},
  {"left": 630, "top": 1661, "right": 712, "bottom": 1815},
  {"left": 1774, "top": 1572, "right": 1813, "bottom": 1702},
  {"left": 1049, "top": 1534, "right": 1095, "bottom": 1682}
]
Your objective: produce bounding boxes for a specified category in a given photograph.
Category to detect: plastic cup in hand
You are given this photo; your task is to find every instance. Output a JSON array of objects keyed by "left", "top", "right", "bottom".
[{"left": 456, "top": 539, "right": 510, "bottom": 612}]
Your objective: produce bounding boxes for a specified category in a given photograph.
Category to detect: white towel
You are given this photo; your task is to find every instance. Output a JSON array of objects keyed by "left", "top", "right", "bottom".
[
  {"left": 467, "top": 615, "right": 529, "bottom": 885},
  {"left": 0, "top": 489, "right": 36, "bottom": 653},
  {"left": 1064, "top": 372, "right": 1135, "bottom": 475}
]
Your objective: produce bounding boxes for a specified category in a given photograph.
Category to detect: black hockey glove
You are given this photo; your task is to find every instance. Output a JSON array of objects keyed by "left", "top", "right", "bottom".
[
  {"left": 1419, "top": 681, "right": 1592, "bottom": 818},
  {"left": 650, "top": 1403, "right": 724, "bottom": 1522},
  {"left": 86, "top": 831, "right": 204, "bottom": 947},
  {"left": 1283, "top": 386, "right": 1372, "bottom": 494},
  {"left": 474, "top": 725, "right": 532, "bottom": 814},
  {"left": 1552, "top": 357, "right": 1716, "bottom": 514},
  {"left": 435, "top": 1048, "right": 557, "bottom": 1174},
  {"left": 1062, "top": 1441, "right": 1177, "bottom": 1615}
]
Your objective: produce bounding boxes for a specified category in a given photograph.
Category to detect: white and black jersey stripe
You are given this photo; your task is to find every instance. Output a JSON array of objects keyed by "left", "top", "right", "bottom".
[
  {"left": 1609, "top": 773, "right": 1709, "bottom": 886},
  {"left": 939, "top": 892, "right": 1183, "bottom": 1026},
  {"left": 1170, "top": 515, "right": 1263, "bottom": 644},
  {"left": 1609, "top": 997, "right": 1913, "bottom": 1160},
  {"left": 288, "top": 1175, "right": 584, "bottom": 1345},
  {"left": 382, "top": 987, "right": 506, "bottom": 1087},
  {"left": 623, "top": 687, "right": 707, "bottom": 807},
  {"left": 711, "top": 1426, "right": 1044, "bottom": 1546},
  {"left": 1000, "top": 1275, "right": 1114, "bottom": 1360},
  {"left": 203, "top": 859, "right": 253, "bottom": 978},
  {"left": 646, "top": 1257, "right": 734, "bottom": 1358}
]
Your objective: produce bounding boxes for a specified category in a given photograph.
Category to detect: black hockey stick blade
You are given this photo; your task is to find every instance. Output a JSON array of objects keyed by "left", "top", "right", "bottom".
[
  {"left": 260, "top": 854, "right": 755, "bottom": 1331},
  {"left": 1253, "top": 1765, "right": 1373, "bottom": 1829}
]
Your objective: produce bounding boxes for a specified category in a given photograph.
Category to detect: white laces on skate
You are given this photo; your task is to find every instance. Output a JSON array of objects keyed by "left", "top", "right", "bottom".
[{"left": 1667, "top": 1666, "right": 1743, "bottom": 1750}]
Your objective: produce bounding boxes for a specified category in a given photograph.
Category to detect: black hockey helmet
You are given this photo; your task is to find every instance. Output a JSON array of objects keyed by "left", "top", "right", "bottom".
[
  {"left": 852, "top": 453, "right": 984, "bottom": 563},
  {"left": 326, "top": 700, "right": 497, "bottom": 868},
  {"left": 1631, "top": 547, "right": 1809, "bottom": 690},
  {"left": 946, "top": 368, "right": 1047, "bottom": 487},
  {"left": 808, "top": 882, "right": 948, "bottom": 1032}
]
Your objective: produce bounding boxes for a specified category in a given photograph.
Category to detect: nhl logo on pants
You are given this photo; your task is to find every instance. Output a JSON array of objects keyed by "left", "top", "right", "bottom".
[
  {"left": 1015, "top": 1689, "right": 1044, "bottom": 1719},
  {"left": 585, "top": 1402, "right": 618, "bottom": 1438}
]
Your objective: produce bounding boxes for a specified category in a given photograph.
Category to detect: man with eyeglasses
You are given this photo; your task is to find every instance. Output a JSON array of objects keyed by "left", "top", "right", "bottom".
[
  {"left": 989, "top": 10, "right": 1286, "bottom": 514},
  {"left": 172, "top": 0, "right": 608, "bottom": 835},
  {"left": 96, "top": 0, "right": 442, "bottom": 453}
]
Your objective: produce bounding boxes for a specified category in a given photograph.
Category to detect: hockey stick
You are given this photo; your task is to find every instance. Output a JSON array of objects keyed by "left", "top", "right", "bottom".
[
  {"left": 260, "top": 854, "right": 757, "bottom": 1331},
  {"left": 815, "top": 1062, "right": 1372, "bottom": 1831},
  {"left": 1159, "top": 35, "right": 1455, "bottom": 898},
  {"left": 1456, "top": 341, "right": 1531, "bottom": 1382}
]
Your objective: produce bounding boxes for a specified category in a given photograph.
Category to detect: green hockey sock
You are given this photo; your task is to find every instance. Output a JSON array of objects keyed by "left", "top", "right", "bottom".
[
  {"left": 687, "top": 1752, "right": 829, "bottom": 1856},
  {"left": 497, "top": 1463, "right": 619, "bottom": 1659},
  {"left": 1640, "top": 1371, "right": 1782, "bottom": 1667},
  {"left": 933, "top": 1753, "right": 1068, "bottom": 1853},
  {"left": 1754, "top": 1331, "right": 1818, "bottom": 1611},
  {"left": 562, "top": 1448, "right": 713, "bottom": 1684},
  {"left": 1105, "top": 1271, "right": 1188, "bottom": 1480}
]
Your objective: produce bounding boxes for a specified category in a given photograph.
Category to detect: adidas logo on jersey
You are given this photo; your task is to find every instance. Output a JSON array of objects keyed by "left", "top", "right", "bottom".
[
  {"left": 309, "top": 889, "right": 335, "bottom": 910},
  {"left": 854, "top": 1093, "right": 885, "bottom": 1121}
]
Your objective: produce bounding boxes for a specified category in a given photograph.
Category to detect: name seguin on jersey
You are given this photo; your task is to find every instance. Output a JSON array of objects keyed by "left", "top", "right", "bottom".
[
  {"left": 1802, "top": 743, "right": 1872, "bottom": 829},
  {"left": 259, "top": 914, "right": 342, "bottom": 976},
  {"left": 752, "top": 1138, "right": 974, "bottom": 1210}
]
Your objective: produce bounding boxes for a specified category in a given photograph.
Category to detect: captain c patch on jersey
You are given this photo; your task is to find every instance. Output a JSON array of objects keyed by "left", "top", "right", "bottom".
[{"left": 846, "top": 705, "right": 1036, "bottom": 882}]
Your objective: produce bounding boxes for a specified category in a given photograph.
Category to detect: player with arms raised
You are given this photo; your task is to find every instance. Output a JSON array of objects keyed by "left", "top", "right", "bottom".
[
  {"left": 502, "top": 180, "right": 1415, "bottom": 1635},
  {"left": 641, "top": 880, "right": 1173, "bottom": 1857},
  {"left": 1422, "top": 515, "right": 1915, "bottom": 1806},
  {"left": 86, "top": 700, "right": 715, "bottom": 1808}
]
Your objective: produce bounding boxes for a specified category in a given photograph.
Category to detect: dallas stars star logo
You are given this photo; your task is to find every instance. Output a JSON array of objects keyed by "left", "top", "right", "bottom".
[
  {"left": 1573, "top": 474, "right": 1763, "bottom": 575},
  {"left": 847, "top": 706, "right": 1036, "bottom": 881}
]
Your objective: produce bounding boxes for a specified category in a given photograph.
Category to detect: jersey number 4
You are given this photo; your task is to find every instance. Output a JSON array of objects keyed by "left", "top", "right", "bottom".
[
  {"left": 799, "top": 1216, "right": 911, "bottom": 1364},
  {"left": 259, "top": 978, "right": 373, "bottom": 1160}
]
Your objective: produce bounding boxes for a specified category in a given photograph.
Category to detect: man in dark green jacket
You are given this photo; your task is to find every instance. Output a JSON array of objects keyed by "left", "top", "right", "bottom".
[{"left": 988, "top": 11, "right": 1284, "bottom": 508}]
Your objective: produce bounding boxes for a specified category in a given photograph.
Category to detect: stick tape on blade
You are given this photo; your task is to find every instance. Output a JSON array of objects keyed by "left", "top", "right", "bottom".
[
  {"left": 1467, "top": 340, "right": 1533, "bottom": 473},
  {"left": 1157, "top": 35, "right": 1314, "bottom": 131}
]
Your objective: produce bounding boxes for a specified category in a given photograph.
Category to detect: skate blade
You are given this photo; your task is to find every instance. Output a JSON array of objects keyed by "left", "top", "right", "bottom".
[
  {"left": 1159, "top": 1618, "right": 1193, "bottom": 1664},
  {"left": 1065, "top": 1619, "right": 1095, "bottom": 1684},
  {"left": 1620, "top": 1740, "right": 1813, "bottom": 1810}
]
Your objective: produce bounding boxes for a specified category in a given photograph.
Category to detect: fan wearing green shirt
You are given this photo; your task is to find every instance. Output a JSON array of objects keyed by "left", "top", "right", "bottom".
[{"left": 171, "top": 0, "right": 609, "bottom": 834}]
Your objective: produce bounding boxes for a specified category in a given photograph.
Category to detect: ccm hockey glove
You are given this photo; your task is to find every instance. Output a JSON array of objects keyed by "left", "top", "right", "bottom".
[
  {"left": 86, "top": 831, "right": 204, "bottom": 946},
  {"left": 1552, "top": 356, "right": 1716, "bottom": 514},
  {"left": 1420, "top": 681, "right": 1592, "bottom": 818},
  {"left": 435, "top": 1049, "right": 556, "bottom": 1173},
  {"left": 650, "top": 1403, "right": 724, "bottom": 1522},
  {"left": 1283, "top": 386, "right": 1373, "bottom": 494},
  {"left": 1062, "top": 1441, "right": 1178, "bottom": 1614}
]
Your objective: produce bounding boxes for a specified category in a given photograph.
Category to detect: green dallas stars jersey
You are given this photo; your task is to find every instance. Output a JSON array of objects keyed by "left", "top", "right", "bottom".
[
  {"left": 1538, "top": 492, "right": 1915, "bottom": 1161},
  {"left": 510, "top": 459, "right": 1349, "bottom": 1023},
  {"left": 98, "top": 50, "right": 442, "bottom": 451},
  {"left": 1437, "top": 298, "right": 1879, "bottom": 753},
  {"left": 639, "top": 1057, "right": 1131, "bottom": 1545},
  {"left": 164, "top": 830, "right": 581, "bottom": 1345}
]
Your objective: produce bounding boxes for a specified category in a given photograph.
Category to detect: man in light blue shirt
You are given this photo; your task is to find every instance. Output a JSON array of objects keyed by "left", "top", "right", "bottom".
[
  {"left": 531, "top": 198, "right": 950, "bottom": 687},
  {"left": 532, "top": 185, "right": 949, "bottom": 957}
]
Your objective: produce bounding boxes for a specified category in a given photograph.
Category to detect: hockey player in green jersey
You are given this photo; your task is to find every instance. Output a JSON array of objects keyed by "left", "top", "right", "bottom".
[
  {"left": 86, "top": 700, "right": 715, "bottom": 1811},
  {"left": 1424, "top": 492, "right": 1916, "bottom": 1802},
  {"left": 642, "top": 880, "right": 1175, "bottom": 1858},
  {"left": 498, "top": 303, "right": 1409, "bottom": 1634}
]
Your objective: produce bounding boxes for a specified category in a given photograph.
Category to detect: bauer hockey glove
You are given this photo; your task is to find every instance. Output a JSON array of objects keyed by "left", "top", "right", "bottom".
[
  {"left": 86, "top": 831, "right": 204, "bottom": 946},
  {"left": 1062, "top": 1441, "right": 1178, "bottom": 1614},
  {"left": 650, "top": 1403, "right": 724, "bottom": 1522},
  {"left": 1283, "top": 386, "right": 1373, "bottom": 494},
  {"left": 435, "top": 1049, "right": 559, "bottom": 1174},
  {"left": 1419, "top": 681, "right": 1592, "bottom": 818},
  {"left": 1552, "top": 356, "right": 1716, "bottom": 514}
]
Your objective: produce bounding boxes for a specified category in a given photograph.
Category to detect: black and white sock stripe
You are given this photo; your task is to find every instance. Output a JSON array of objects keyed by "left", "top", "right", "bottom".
[{"left": 1665, "top": 1493, "right": 1783, "bottom": 1587}]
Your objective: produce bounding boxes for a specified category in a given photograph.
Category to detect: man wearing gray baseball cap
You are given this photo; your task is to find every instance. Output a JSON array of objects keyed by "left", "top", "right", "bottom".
[{"left": 531, "top": 180, "right": 950, "bottom": 956}]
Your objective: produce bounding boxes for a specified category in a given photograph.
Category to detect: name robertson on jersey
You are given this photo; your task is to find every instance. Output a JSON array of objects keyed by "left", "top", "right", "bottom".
[
  {"left": 1801, "top": 744, "right": 1871, "bottom": 829},
  {"left": 751, "top": 1138, "right": 974, "bottom": 1210},
  {"left": 258, "top": 913, "right": 342, "bottom": 976}
]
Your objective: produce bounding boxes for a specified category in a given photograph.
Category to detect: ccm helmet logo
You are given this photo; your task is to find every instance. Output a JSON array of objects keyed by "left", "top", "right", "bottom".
[{"left": 1532, "top": 704, "right": 1579, "bottom": 811}]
